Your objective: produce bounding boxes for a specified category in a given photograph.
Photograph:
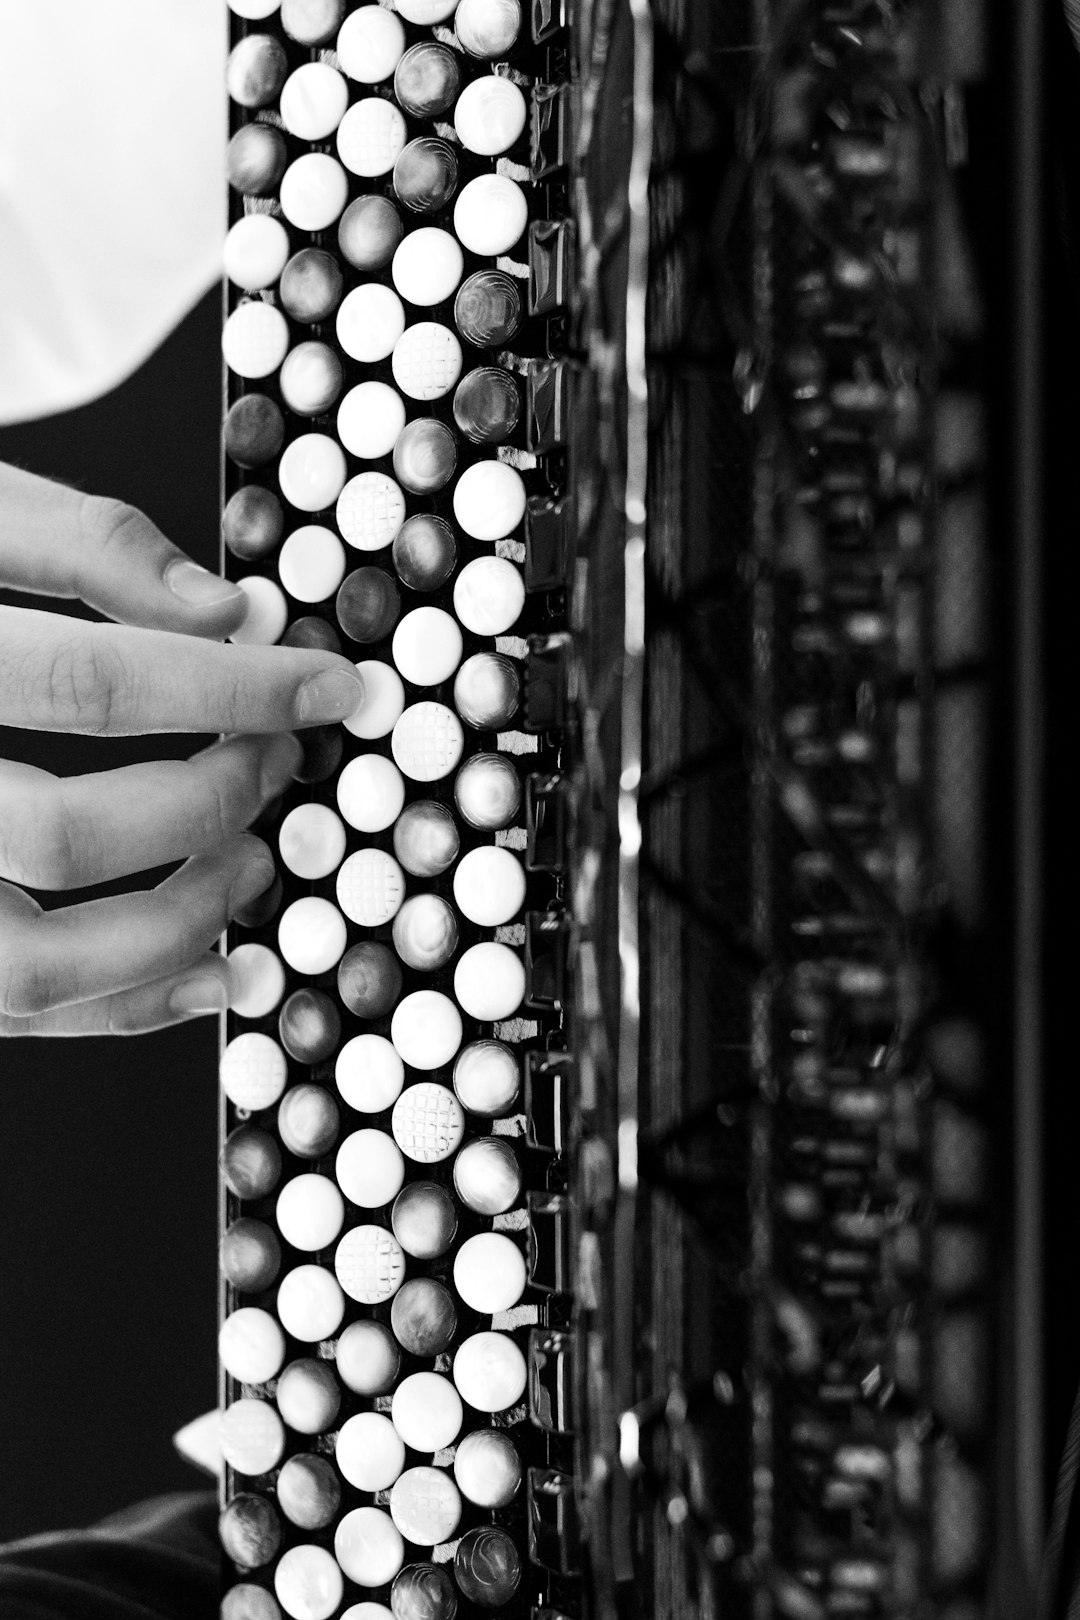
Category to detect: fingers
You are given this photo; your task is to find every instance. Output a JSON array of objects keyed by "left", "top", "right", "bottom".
[
  {"left": 0, "top": 953, "right": 237, "bottom": 1038},
  {"left": 0, "top": 733, "right": 301, "bottom": 889},
  {"left": 0, "top": 606, "right": 365, "bottom": 736},
  {"left": 0, "top": 833, "right": 276, "bottom": 1017},
  {"left": 0, "top": 461, "right": 248, "bottom": 639}
]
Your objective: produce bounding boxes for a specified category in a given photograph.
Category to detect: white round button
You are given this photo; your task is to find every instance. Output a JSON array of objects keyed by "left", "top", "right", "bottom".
[
  {"left": 392, "top": 228, "right": 464, "bottom": 307},
  {"left": 279, "top": 153, "right": 349, "bottom": 232},
  {"left": 336, "top": 753, "right": 406, "bottom": 832},
  {"left": 392, "top": 607, "right": 463, "bottom": 688},
  {"left": 230, "top": 576, "right": 289, "bottom": 645},
  {"left": 224, "top": 215, "right": 290, "bottom": 291},
  {"left": 391, "top": 1372, "right": 463, "bottom": 1451},
  {"left": 336, "top": 1412, "right": 406, "bottom": 1491},
  {"left": 391, "top": 702, "right": 464, "bottom": 782},
  {"left": 336, "top": 848, "right": 407, "bottom": 927},
  {"left": 336, "top": 1319, "right": 402, "bottom": 1396},
  {"left": 337, "top": 383, "right": 406, "bottom": 460},
  {"left": 336, "top": 5, "right": 406, "bottom": 83},
  {"left": 452, "top": 1330, "right": 527, "bottom": 1412},
  {"left": 279, "top": 341, "right": 344, "bottom": 419},
  {"left": 334, "top": 1223, "right": 406, "bottom": 1303},
  {"left": 278, "top": 525, "right": 347, "bottom": 605},
  {"left": 336, "top": 1034, "right": 405, "bottom": 1112},
  {"left": 276, "top": 1264, "right": 346, "bottom": 1342},
  {"left": 274, "top": 1544, "right": 343, "bottom": 1620},
  {"left": 452, "top": 459, "right": 527, "bottom": 541},
  {"left": 453, "top": 1040, "right": 521, "bottom": 1115},
  {"left": 277, "top": 897, "right": 348, "bottom": 975},
  {"left": 336, "top": 471, "right": 407, "bottom": 551},
  {"left": 279, "top": 62, "right": 349, "bottom": 140},
  {"left": 454, "top": 941, "right": 525, "bottom": 1019},
  {"left": 278, "top": 803, "right": 347, "bottom": 881},
  {"left": 392, "top": 1082, "right": 465, "bottom": 1163},
  {"left": 456, "top": 0, "right": 523, "bottom": 57},
  {"left": 334, "top": 1508, "right": 404, "bottom": 1588},
  {"left": 454, "top": 75, "right": 527, "bottom": 155},
  {"left": 221, "top": 1032, "right": 288, "bottom": 1111},
  {"left": 453, "top": 555, "right": 526, "bottom": 634},
  {"left": 452, "top": 845, "right": 527, "bottom": 925},
  {"left": 227, "top": 943, "right": 287, "bottom": 1020},
  {"left": 392, "top": 322, "right": 462, "bottom": 401},
  {"left": 229, "top": 0, "right": 280, "bottom": 16},
  {"left": 336, "top": 1128, "right": 406, "bottom": 1207},
  {"left": 345, "top": 661, "right": 406, "bottom": 739},
  {"left": 391, "top": 991, "right": 463, "bottom": 1070},
  {"left": 219, "top": 1307, "right": 286, "bottom": 1384},
  {"left": 454, "top": 174, "right": 528, "bottom": 256},
  {"left": 223, "top": 302, "right": 289, "bottom": 380},
  {"left": 337, "top": 98, "right": 408, "bottom": 178},
  {"left": 336, "top": 283, "right": 406, "bottom": 362},
  {"left": 396, "top": 0, "right": 459, "bottom": 18},
  {"left": 453, "top": 1232, "right": 527, "bottom": 1312},
  {"left": 278, "top": 434, "right": 348, "bottom": 512},
  {"left": 276, "top": 1174, "right": 345, "bottom": 1251}
]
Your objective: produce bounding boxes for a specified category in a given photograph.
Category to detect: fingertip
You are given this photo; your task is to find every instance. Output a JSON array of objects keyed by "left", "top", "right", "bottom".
[{"left": 163, "top": 559, "right": 250, "bottom": 638}]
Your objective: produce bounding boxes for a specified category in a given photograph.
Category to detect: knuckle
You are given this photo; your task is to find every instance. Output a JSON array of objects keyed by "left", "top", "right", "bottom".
[
  {"left": 45, "top": 631, "right": 129, "bottom": 735},
  {"left": 0, "top": 950, "right": 62, "bottom": 1019},
  {"left": 0, "top": 792, "right": 81, "bottom": 890},
  {"left": 82, "top": 495, "right": 148, "bottom": 559}
]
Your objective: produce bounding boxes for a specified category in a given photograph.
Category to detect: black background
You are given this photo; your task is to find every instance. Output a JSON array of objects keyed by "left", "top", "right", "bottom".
[{"left": 0, "top": 289, "right": 223, "bottom": 1540}]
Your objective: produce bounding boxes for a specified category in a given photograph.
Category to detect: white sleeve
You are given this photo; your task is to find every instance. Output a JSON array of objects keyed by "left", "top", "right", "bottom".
[{"left": 0, "top": 0, "right": 227, "bottom": 425}]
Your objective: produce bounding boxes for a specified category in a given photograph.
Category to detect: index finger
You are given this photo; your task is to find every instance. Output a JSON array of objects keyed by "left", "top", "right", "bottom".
[{"left": 0, "top": 606, "right": 366, "bottom": 736}]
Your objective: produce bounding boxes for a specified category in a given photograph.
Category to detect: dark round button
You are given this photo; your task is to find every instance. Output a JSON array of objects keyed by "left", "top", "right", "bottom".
[
  {"left": 227, "top": 124, "right": 288, "bottom": 198},
  {"left": 337, "top": 942, "right": 403, "bottom": 1020},
  {"left": 392, "top": 419, "right": 457, "bottom": 495},
  {"left": 227, "top": 35, "right": 289, "bottom": 109},
  {"left": 452, "top": 368, "right": 520, "bottom": 445},
  {"left": 336, "top": 567, "right": 402, "bottom": 643},
  {"left": 453, "top": 1526, "right": 521, "bottom": 1607},
  {"left": 279, "top": 249, "right": 345, "bottom": 325},
  {"left": 219, "top": 1217, "right": 282, "bottom": 1293},
  {"left": 390, "top": 1561, "right": 458, "bottom": 1620},
  {"left": 281, "top": 615, "right": 343, "bottom": 656},
  {"left": 393, "top": 139, "right": 459, "bottom": 216},
  {"left": 223, "top": 485, "right": 285, "bottom": 562},
  {"left": 221, "top": 1125, "right": 283, "bottom": 1202},
  {"left": 453, "top": 270, "right": 522, "bottom": 348},
  {"left": 338, "top": 195, "right": 404, "bottom": 272},
  {"left": 232, "top": 871, "right": 284, "bottom": 930},
  {"left": 219, "top": 1495, "right": 282, "bottom": 1571},
  {"left": 390, "top": 1278, "right": 458, "bottom": 1357},
  {"left": 295, "top": 725, "right": 344, "bottom": 786},
  {"left": 224, "top": 394, "right": 285, "bottom": 469},
  {"left": 392, "top": 515, "right": 457, "bottom": 593},
  {"left": 394, "top": 43, "right": 461, "bottom": 118},
  {"left": 279, "top": 989, "right": 342, "bottom": 1065}
]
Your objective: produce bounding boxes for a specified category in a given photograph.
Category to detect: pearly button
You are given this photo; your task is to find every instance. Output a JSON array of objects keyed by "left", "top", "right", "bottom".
[
  {"left": 336, "top": 754, "right": 406, "bottom": 832},
  {"left": 390, "top": 1372, "right": 463, "bottom": 1451},
  {"left": 452, "top": 844, "right": 527, "bottom": 925},
  {"left": 392, "top": 800, "right": 460, "bottom": 877},
  {"left": 274, "top": 1544, "right": 343, "bottom": 1620},
  {"left": 275, "top": 1265, "right": 346, "bottom": 1342},
  {"left": 277, "top": 897, "right": 348, "bottom": 975},
  {"left": 336, "top": 1412, "right": 405, "bottom": 1491},
  {"left": 453, "top": 555, "right": 526, "bottom": 635},
  {"left": 453, "top": 1040, "right": 521, "bottom": 1115},
  {"left": 227, "top": 942, "right": 287, "bottom": 1020},
  {"left": 391, "top": 894, "right": 458, "bottom": 973},
  {"left": 455, "top": 0, "right": 523, "bottom": 58},
  {"left": 336, "top": 1319, "right": 403, "bottom": 1396},
  {"left": 230, "top": 576, "right": 289, "bottom": 645},
  {"left": 452, "top": 460, "right": 527, "bottom": 542},
  {"left": 344, "top": 660, "right": 405, "bottom": 739},
  {"left": 336, "top": 4, "right": 406, "bottom": 83},
  {"left": 278, "top": 803, "right": 347, "bottom": 881},
  {"left": 334, "top": 1508, "right": 404, "bottom": 1588},
  {"left": 279, "top": 343, "right": 344, "bottom": 419},
  {"left": 279, "top": 61, "right": 349, "bottom": 140},
  {"left": 219, "top": 1307, "right": 286, "bottom": 1385},
  {"left": 454, "top": 751, "right": 522, "bottom": 830},
  {"left": 275, "top": 1358, "right": 341, "bottom": 1435},
  {"left": 452, "top": 1330, "right": 527, "bottom": 1412},
  {"left": 454, "top": 75, "right": 527, "bottom": 155}
]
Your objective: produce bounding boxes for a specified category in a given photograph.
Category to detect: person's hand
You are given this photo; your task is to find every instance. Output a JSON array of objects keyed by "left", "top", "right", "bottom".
[{"left": 0, "top": 462, "right": 364, "bottom": 1037}]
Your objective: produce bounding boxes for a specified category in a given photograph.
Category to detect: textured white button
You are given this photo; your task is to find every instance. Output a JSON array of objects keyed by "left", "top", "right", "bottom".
[
  {"left": 219, "top": 1307, "right": 286, "bottom": 1384},
  {"left": 336, "top": 283, "right": 406, "bottom": 362},
  {"left": 280, "top": 61, "right": 349, "bottom": 139},
  {"left": 229, "top": 576, "right": 289, "bottom": 645},
  {"left": 345, "top": 660, "right": 406, "bottom": 739},
  {"left": 454, "top": 941, "right": 526, "bottom": 1019},
  {"left": 392, "top": 607, "right": 463, "bottom": 688},
  {"left": 225, "top": 214, "right": 290, "bottom": 291},
  {"left": 391, "top": 1372, "right": 463, "bottom": 1451},
  {"left": 454, "top": 174, "right": 528, "bottom": 256},
  {"left": 221, "top": 1032, "right": 288, "bottom": 1111},
  {"left": 278, "top": 525, "right": 347, "bottom": 604},
  {"left": 391, "top": 1081, "right": 465, "bottom": 1163},
  {"left": 334, "top": 1508, "right": 404, "bottom": 1588},
  {"left": 452, "top": 844, "right": 526, "bottom": 925},
  {"left": 453, "top": 1232, "right": 526, "bottom": 1312},
  {"left": 223, "top": 302, "right": 290, "bottom": 380},
  {"left": 391, "top": 228, "right": 464, "bottom": 307},
  {"left": 392, "top": 322, "right": 462, "bottom": 402},
  {"left": 276, "top": 1174, "right": 345, "bottom": 1251},
  {"left": 452, "top": 460, "right": 527, "bottom": 542},
  {"left": 337, "top": 4, "right": 406, "bottom": 81},
  {"left": 452, "top": 1330, "right": 527, "bottom": 1412},
  {"left": 337, "top": 98, "right": 408, "bottom": 177},
  {"left": 278, "top": 433, "right": 348, "bottom": 512},
  {"left": 336, "top": 1412, "right": 406, "bottom": 1491},
  {"left": 454, "top": 75, "right": 527, "bottom": 155},
  {"left": 334, "top": 1223, "right": 407, "bottom": 1303},
  {"left": 336, "top": 471, "right": 407, "bottom": 551},
  {"left": 336, "top": 1034, "right": 405, "bottom": 1112},
  {"left": 336, "top": 754, "right": 406, "bottom": 832},
  {"left": 336, "top": 848, "right": 407, "bottom": 927},
  {"left": 221, "top": 1398, "right": 286, "bottom": 1475},
  {"left": 276, "top": 1264, "right": 346, "bottom": 1342},
  {"left": 337, "top": 384, "right": 406, "bottom": 461},
  {"left": 274, "top": 1544, "right": 344, "bottom": 1620},
  {"left": 336, "top": 1128, "right": 406, "bottom": 1207},
  {"left": 453, "top": 1040, "right": 521, "bottom": 1115},
  {"left": 279, "top": 153, "right": 349, "bottom": 232},
  {"left": 389, "top": 1467, "right": 463, "bottom": 1546},
  {"left": 391, "top": 991, "right": 463, "bottom": 1070},
  {"left": 278, "top": 804, "right": 348, "bottom": 881},
  {"left": 277, "top": 897, "right": 348, "bottom": 975},
  {"left": 391, "top": 701, "right": 464, "bottom": 782},
  {"left": 227, "top": 943, "right": 287, "bottom": 1020}
]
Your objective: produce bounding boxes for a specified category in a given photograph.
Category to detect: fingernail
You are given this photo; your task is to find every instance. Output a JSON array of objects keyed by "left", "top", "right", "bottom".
[
  {"left": 295, "top": 668, "right": 366, "bottom": 725},
  {"left": 260, "top": 733, "right": 304, "bottom": 798},
  {"left": 229, "top": 858, "right": 278, "bottom": 917},
  {"left": 165, "top": 558, "right": 245, "bottom": 606},
  {"left": 169, "top": 975, "right": 230, "bottom": 1015}
]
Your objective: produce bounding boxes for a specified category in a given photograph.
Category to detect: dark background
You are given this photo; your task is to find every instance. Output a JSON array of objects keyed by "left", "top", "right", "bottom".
[{"left": 0, "top": 289, "right": 223, "bottom": 1540}]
